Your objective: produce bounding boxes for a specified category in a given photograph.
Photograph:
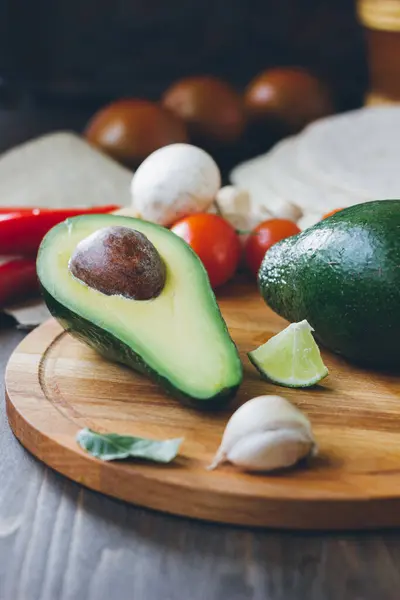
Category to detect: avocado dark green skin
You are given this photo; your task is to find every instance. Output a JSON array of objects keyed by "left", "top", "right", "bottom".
[
  {"left": 41, "top": 287, "right": 241, "bottom": 410},
  {"left": 258, "top": 200, "right": 400, "bottom": 368}
]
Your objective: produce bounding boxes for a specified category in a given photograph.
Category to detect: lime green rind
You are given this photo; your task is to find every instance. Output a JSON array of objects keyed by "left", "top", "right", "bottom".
[
  {"left": 248, "top": 353, "right": 328, "bottom": 388},
  {"left": 248, "top": 320, "right": 329, "bottom": 388}
]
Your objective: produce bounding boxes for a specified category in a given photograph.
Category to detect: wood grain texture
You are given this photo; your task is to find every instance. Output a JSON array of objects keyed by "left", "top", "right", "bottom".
[
  {"left": 1, "top": 104, "right": 400, "bottom": 600},
  {"left": 5, "top": 281, "right": 400, "bottom": 531}
]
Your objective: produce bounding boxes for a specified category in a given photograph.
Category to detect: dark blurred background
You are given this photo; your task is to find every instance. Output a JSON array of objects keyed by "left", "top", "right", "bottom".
[
  {"left": 0, "top": 0, "right": 367, "bottom": 110},
  {"left": 0, "top": 0, "right": 382, "bottom": 174}
]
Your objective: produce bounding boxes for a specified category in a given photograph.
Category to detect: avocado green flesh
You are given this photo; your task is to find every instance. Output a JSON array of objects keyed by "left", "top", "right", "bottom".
[
  {"left": 37, "top": 214, "right": 242, "bottom": 407},
  {"left": 258, "top": 200, "right": 400, "bottom": 368}
]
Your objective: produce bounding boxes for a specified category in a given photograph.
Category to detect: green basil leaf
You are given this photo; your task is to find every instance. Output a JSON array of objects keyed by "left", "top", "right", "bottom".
[{"left": 76, "top": 428, "right": 183, "bottom": 463}]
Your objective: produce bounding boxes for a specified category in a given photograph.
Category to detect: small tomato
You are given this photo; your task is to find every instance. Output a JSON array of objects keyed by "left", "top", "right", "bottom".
[
  {"left": 322, "top": 208, "right": 344, "bottom": 219},
  {"left": 170, "top": 213, "right": 241, "bottom": 288},
  {"left": 245, "top": 218, "right": 301, "bottom": 276}
]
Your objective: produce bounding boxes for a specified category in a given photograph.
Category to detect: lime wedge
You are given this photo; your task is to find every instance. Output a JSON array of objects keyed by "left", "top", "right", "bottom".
[{"left": 248, "top": 320, "right": 328, "bottom": 388}]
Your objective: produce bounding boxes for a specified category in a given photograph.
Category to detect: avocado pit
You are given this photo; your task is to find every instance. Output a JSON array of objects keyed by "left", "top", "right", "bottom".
[{"left": 69, "top": 225, "right": 166, "bottom": 300}]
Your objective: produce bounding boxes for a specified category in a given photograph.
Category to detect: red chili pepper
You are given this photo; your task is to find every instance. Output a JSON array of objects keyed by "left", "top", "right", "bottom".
[
  {"left": 0, "top": 205, "right": 120, "bottom": 255},
  {"left": 0, "top": 257, "right": 40, "bottom": 307}
]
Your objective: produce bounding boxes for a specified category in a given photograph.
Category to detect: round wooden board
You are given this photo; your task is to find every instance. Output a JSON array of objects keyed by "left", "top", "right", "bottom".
[{"left": 5, "top": 282, "right": 400, "bottom": 530}]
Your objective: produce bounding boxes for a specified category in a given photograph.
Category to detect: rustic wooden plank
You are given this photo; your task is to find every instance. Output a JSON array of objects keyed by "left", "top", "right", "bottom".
[{"left": 1, "top": 327, "right": 400, "bottom": 598}]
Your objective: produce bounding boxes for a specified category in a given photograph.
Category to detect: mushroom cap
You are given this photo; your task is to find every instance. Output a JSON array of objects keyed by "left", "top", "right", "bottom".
[{"left": 130, "top": 143, "right": 221, "bottom": 226}]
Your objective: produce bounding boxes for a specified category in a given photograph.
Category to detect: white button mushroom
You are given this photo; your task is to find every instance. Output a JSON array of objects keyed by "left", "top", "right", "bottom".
[
  {"left": 208, "top": 395, "right": 317, "bottom": 472},
  {"left": 130, "top": 143, "right": 221, "bottom": 226}
]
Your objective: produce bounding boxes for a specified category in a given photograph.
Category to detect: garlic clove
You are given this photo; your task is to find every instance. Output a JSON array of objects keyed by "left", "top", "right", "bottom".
[
  {"left": 207, "top": 202, "right": 219, "bottom": 215},
  {"left": 218, "top": 395, "right": 312, "bottom": 453},
  {"left": 215, "top": 186, "right": 261, "bottom": 240},
  {"left": 249, "top": 192, "right": 302, "bottom": 223},
  {"left": 220, "top": 212, "right": 263, "bottom": 243},
  {"left": 226, "top": 428, "right": 314, "bottom": 472},
  {"left": 268, "top": 198, "right": 303, "bottom": 222},
  {"left": 216, "top": 185, "right": 252, "bottom": 215},
  {"left": 208, "top": 395, "right": 317, "bottom": 473},
  {"left": 207, "top": 446, "right": 225, "bottom": 471},
  {"left": 251, "top": 204, "right": 273, "bottom": 222}
]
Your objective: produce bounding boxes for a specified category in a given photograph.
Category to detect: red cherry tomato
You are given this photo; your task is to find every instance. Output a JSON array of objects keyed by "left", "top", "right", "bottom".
[
  {"left": 170, "top": 213, "right": 241, "bottom": 288},
  {"left": 322, "top": 208, "right": 344, "bottom": 219},
  {"left": 245, "top": 218, "right": 301, "bottom": 276}
]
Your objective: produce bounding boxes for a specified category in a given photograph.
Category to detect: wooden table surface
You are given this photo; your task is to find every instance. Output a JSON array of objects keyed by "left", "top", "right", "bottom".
[{"left": 1, "top": 104, "right": 400, "bottom": 600}]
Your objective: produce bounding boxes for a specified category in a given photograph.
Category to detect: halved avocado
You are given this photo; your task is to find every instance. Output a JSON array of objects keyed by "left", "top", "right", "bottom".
[{"left": 37, "top": 214, "right": 242, "bottom": 408}]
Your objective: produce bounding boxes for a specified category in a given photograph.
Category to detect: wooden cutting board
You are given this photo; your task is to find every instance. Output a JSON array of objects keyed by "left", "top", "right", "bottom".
[{"left": 5, "top": 281, "right": 400, "bottom": 530}]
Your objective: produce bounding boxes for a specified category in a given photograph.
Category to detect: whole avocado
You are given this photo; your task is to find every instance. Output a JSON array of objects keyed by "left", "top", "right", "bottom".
[{"left": 258, "top": 200, "right": 400, "bottom": 368}]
